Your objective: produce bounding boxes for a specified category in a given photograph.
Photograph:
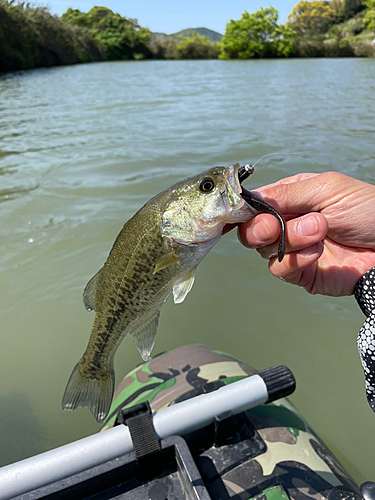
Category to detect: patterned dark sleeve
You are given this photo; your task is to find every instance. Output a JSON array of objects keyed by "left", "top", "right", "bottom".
[{"left": 354, "top": 267, "right": 375, "bottom": 412}]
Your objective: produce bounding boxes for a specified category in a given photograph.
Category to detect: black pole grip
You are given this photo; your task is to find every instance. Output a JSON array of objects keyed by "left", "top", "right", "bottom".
[{"left": 258, "top": 365, "right": 296, "bottom": 403}]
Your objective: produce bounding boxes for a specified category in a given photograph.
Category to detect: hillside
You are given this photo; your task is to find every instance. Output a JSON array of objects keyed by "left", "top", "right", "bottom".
[
  {"left": 175, "top": 28, "right": 222, "bottom": 42},
  {"left": 151, "top": 27, "right": 222, "bottom": 43}
]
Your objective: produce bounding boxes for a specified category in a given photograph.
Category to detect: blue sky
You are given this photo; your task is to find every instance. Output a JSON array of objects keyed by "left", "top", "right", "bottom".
[{"left": 46, "top": 0, "right": 298, "bottom": 34}]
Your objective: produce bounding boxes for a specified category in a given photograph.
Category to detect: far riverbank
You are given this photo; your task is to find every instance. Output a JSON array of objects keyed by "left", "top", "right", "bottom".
[{"left": 1, "top": 2, "right": 374, "bottom": 74}]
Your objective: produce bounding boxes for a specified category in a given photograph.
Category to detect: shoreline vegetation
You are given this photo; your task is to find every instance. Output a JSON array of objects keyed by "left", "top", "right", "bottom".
[{"left": 0, "top": 1, "right": 374, "bottom": 73}]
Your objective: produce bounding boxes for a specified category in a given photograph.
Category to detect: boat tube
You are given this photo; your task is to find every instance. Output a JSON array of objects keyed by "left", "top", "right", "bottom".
[{"left": 0, "top": 344, "right": 372, "bottom": 500}]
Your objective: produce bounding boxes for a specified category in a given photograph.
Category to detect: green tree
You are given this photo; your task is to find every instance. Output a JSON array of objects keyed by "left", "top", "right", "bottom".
[
  {"left": 220, "top": 7, "right": 296, "bottom": 59},
  {"left": 287, "top": 1, "right": 335, "bottom": 35},
  {"left": 364, "top": 0, "right": 375, "bottom": 29},
  {"left": 342, "top": 0, "right": 366, "bottom": 20},
  {"left": 60, "top": 7, "right": 89, "bottom": 27},
  {"left": 149, "top": 37, "right": 179, "bottom": 59},
  {"left": 61, "top": 6, "right": 152, "bottom": 60},
  {"left": 0, "top": 1, "right": 103, "bottom": 72},
  {"left": 176, "top": 33, "right": 220, "bottom": 59},
  {"left": 330, "top": 0, "right": 345, "bottom": 21}
]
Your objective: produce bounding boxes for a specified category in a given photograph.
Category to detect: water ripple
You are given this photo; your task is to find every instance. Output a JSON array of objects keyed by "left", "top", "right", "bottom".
[{"left": 0, "top": 59, "right": 375, "bottom": 479}]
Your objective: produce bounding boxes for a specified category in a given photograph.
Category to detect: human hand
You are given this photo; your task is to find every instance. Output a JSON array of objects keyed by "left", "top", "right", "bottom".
[{"left": 238, "top": 172, "right": 375, "bottom": 296}]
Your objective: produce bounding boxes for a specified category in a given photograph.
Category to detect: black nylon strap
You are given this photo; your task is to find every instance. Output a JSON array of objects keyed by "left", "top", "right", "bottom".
[{"left": 119, "top": 402, "right": 163, "bottom": 482}]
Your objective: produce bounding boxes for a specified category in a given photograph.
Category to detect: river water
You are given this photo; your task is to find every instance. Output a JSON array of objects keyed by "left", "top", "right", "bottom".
[{"left": 0, "top": 59, "right": 375, "bottom": 483}]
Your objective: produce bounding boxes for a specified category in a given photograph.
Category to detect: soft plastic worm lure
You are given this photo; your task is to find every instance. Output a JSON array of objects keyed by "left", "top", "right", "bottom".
[{"left": 238, "top": 164, "right": 286, "bottom": 262}]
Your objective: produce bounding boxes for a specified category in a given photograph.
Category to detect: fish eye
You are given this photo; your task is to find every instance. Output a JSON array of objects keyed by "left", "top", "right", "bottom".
[{"left": 199, "top": 178, "right": 215, "bottom": 192}]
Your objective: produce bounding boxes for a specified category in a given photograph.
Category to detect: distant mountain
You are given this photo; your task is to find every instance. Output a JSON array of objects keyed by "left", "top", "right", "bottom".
[
  {"left": 174, "top": 28, "right": 222, "bottom": 42},
  {"left": 151, "top": 28, "right": 222, "bottom": 43},
  {"left": 151, "top": 32, "right": 169, "bottom": 41}
]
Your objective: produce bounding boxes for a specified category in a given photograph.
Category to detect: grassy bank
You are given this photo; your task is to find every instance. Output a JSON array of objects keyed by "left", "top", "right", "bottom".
[
  {"left": 218, "top": 6, "right": 375, "bottom": 59},
  {"left": 0, "top": 2, "right": 221, "bottom": 72},
  {"left": 0, "top": 1, "right": 104, "bottom": 72},
  {"left": 293, "top": 11, "right": 375, "bottom": 57},
  {"left": 0, "top": 1, "right": 374, "bottom": 74}
]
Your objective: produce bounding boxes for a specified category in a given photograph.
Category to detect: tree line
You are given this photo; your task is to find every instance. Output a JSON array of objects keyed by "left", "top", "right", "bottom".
[{"left": 0, "top": 0, "right": 374, "bottom": 73}]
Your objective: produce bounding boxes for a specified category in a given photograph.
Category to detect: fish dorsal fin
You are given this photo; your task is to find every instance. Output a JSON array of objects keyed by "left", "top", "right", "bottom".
[
  {"left": 173, "top": 268, "right": 196, "bottom": 304},
  {"left": 131, "top": 313, "right": 160, "bottom": 361},
  {"left": 83, "top": 268, "right": 103, "bottom": 312},
  {"left": 153, "top": 250, "right": 178, "bottom": 275}
]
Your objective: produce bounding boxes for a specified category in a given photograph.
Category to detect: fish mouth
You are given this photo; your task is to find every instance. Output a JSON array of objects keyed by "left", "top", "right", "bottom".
[
  {"left": 224, "top": 162, "right": 255, "bottom": 200},
  {"left": 224, "top": 163, "right": 251, "bottom": 209},
  {"left": 220, "top": 163, "right": 258, "bottom": 224},
  {"left": 224, "top": 164, "right": 242, "bottom": 204}
]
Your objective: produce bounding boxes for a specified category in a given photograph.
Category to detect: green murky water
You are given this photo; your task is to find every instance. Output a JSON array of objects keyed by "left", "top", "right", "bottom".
[{"left": 1, "top": 59, "right": 375, "bottom": 482}]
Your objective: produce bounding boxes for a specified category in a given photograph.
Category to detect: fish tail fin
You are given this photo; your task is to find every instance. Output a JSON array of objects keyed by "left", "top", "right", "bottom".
[{"left": 61, "top": 361, "right": 115, "bottom": 423}]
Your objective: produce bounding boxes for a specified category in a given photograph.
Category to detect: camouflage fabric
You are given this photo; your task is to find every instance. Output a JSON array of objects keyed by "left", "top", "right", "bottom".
[
  {"left": 212, "top": 398, "right": 360, "bottom": 499},
  {"left": 101, "top": 344, "right": 256, "bottom": 429},
  {"left": 101, "top": 344, "right": 360, "bottom": 500}
]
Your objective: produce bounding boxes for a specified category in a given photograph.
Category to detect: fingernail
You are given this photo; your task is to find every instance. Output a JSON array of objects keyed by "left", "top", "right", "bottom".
[
  {"left": 296, "top": 216, "right": 319, "bottom": 237},
  {"left": 252, "top": 219, "right": 272, "bottom": 244}
]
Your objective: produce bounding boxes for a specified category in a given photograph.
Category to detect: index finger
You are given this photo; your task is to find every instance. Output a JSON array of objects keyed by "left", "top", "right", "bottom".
[
  {"left": 249, "top": 172, "right": 342, "bottom": 216},
  {"left": 254, "top": 173, "right": 319, "bottom": 192}
]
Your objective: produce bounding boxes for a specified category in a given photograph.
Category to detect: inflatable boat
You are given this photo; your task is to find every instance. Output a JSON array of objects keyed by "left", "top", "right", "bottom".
[{"left": 0, "top": 344, "right": 373, "bottom": 500}]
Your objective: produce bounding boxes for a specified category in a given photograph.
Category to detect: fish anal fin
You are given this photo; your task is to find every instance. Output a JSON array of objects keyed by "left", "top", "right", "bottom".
[
  {"left": 153, "top": 251, "right": 178, "bottom": 275},
  {"left": 173, "top": 268, "right": 196, "bottom": 304},
  {"left": 83, "top": 267, "right": 103, "bottom": 312},
  {"left": 131, "top": 313, "right": 160, "bottom": 361},
  {"left": 61, "top": 360, "right": 115, "bottom": 423}
]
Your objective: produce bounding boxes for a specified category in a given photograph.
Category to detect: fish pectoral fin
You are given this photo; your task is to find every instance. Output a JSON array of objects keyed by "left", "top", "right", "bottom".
[
  {"left": 173, "top": 268, "right": 196, "bottom": 304},
  {"left": 83, "top": 267, "right": 103, "bottom": 312},
  {"left": 131, "top": 313, "right": 160, "bottom": 361},
  {"left": 153, "top": 251, "right": 179, "bottom": 275}
]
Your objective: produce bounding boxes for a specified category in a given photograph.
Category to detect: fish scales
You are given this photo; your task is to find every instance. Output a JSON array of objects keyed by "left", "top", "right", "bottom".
[
  {"left": 82, "top": 209, "right": 175, "bottom": 370},
  {"left": 62, "top": 163, "right": 285, "bottom": 422}
]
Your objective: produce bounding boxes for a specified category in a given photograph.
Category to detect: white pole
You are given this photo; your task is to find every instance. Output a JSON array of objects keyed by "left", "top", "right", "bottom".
[{"left": 0, "top": 373, "right": 269, "bottom": 500}]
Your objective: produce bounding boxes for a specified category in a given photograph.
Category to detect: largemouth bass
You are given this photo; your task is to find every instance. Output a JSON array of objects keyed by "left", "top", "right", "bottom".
[{"left": 62, "top": 163, "right": 285, "bottom": 422}]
